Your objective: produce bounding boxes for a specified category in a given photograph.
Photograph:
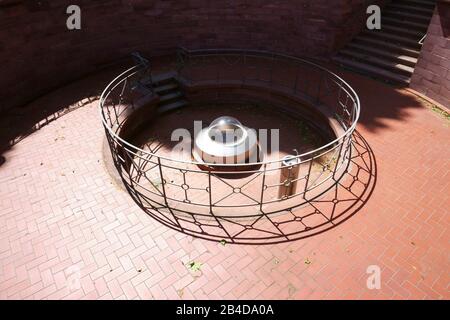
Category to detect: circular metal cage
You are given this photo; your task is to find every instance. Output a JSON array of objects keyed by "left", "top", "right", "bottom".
[{"left": 99, "top": 48, "right": 365, "bottom": 244}]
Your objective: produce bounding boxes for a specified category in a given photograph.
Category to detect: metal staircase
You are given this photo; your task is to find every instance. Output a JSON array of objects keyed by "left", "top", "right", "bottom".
[{"left": 333, "top": 0, "right": 437, "bottom": 85}]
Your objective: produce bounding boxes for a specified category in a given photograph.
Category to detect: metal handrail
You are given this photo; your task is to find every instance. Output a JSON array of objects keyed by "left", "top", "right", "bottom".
[
  {"left": 97, "top": 48, "right": 367, "bottom": 244},
  {"left": 100, "top": 49, "right": 360, "bottom": 168},
  {"left": 419, "top": 34, "right": 426, "bottom": 45}
]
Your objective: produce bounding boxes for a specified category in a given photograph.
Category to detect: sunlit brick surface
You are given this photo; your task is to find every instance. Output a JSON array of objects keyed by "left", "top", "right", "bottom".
[
  {"left": 410, "top": 4, "right": 450, "bottom": 107},
  {"left": 0, "top": 66, "right": 448, "bottom": 300}
]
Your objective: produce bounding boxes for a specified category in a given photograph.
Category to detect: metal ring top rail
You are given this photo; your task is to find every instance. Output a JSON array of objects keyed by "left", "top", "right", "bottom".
[
  {"left": 100, "top": 48, "right": 360, "bottom": 168},
  {"left": 99, "top": 48, "right": 361, "bottom": 229}
]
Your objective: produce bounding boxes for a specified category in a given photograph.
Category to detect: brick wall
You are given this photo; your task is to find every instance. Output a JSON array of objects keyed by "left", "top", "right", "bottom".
[
  {"left": 410, "top": 1, "right": 450, "bottom": 107},
  {"left": 334, "top": 0, "right": 390, "bottom": 51},
  {"left": 0, "top": 0, "right": 375, "bottom": 111}
]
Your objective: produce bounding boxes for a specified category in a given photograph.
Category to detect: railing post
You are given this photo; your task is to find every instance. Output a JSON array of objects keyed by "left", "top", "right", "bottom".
[
  {"left": 259, "top": 164, "right": 267, "bottom": 211},
  {"left": 343, "top": 133, "right": 352, "bottom": 164},
  {"left": 332, "top": 136, "right": 346, "bottom": 180},
  {"left": 99, "top": 50, "right": 361, "bottom": 243},
  {"left": 208, "top": 170, "right": 213, "bottom": 215},
  {"left": 157, "top": 157, "right": 169, "bottom": 206},
  {"left": 303, "top": 158, "right": 313, "bottom": 199}
]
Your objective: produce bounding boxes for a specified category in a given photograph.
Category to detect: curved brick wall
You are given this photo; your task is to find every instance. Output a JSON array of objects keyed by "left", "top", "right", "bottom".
[
  {"left": 411, "top": 1, "right": 450, "bottom": 108},
  {"left": 1, "top": 0, "right": 376, "bottom": 111}
]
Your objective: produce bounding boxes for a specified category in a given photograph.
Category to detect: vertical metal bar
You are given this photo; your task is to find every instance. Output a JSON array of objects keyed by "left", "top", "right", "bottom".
[
  {"left": 182, "top": 171, "right": 188, "bottom": 202},
  {"left": 156, "top": 157, "right": 184, "bottom": 230},
  {"left": 333, "top": 136, "right": 346, "bottom": 179},
  {"left": 105, "top": 127, "right": 117, "bottom": 165},
  {"left": 124, "top": 146, "right": 134, "bottom": 184},
  {"left": 208, "top": 170, "right": 213, "bottom": 214},
  {"left": 119, "top": 77, "right": 128, "bottom": 104},
  {"left": 343, "top": 133, "right": 352, "bottom": 163},
  {"left": 342, "top": 93, "right": 349, "bottom": 121},
  {"left": 207, "top": 170, "right": 234, "bottom": 242},
  {"left": 157, "top": 157, "right": 168, "bottom": 206},
  {"left": 104, "top": 98, "right": 112, "bottom": 127},
  {"left": 303, "top": 158, "right": 313, "bottom": 199},
  {"left": 259, "top": 164, "right": 267, "bottom": 211},
  {"left": 337, "top": 80, "right": 343, "bottom": 116},
  {"left": 350, "top": 100, "right": 356, "bottom": 125}
]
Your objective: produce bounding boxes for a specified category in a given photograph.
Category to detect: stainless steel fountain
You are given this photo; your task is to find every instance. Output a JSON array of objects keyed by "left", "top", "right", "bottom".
[{"left": 192, "top": 116, "right": 259, "bottom": 167}]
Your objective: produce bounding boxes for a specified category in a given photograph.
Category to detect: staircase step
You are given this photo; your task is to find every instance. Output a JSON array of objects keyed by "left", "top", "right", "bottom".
[
  {"left": 346, "top": 43, "right": 418, "bottom": 67},
  {"left": 333, "top": 55, "right": 411, "bottom": 84},
  {"left": 333, "top": 0, "right": 436, "bottom": 85},
  {"left": 339, "top": 49, "right": 415, "bottom": 75},
  {"left": 382, "top": 16, "right": 429, "bottom": 32},
  {"left": 381, "top": 24, "right": 426, "bottom": 41},
  {"left": 385, "top": 10, "right": 432, "bottom": 23},
  {"left": 398, "top": 0, "right": 437, "bottom": 9},
  {"left": 367, "top": 30, "right": 422, "bottom": 48},
  {"left": 151, "top": 71, "right": 178, "bottom": 85},
  {"left": 388, "top": 3, "right": 434, "bottom": 15},
  {"left": 131, "top": 82, "right": 153, "bottom": 96},
  {"left": 157, "top": 100, "right": 188, "bottom": 114},
  {"left": 159, "top": 91, "right": 183, "bottom": 103},
  {"left": 355, "top": 36, "right": 421, "bottom": 57},
  {"left": 153, "top": 82, "right": 178, "bottom": 94}
]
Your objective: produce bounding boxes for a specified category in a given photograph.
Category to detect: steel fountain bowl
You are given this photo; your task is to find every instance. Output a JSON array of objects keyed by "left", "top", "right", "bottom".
[{"left": 192, "top": 116, "right": 259, "bottom": 167}]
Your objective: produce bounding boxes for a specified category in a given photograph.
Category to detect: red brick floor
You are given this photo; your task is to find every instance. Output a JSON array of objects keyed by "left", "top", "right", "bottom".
[{"left": 0, "top": 64, "right": 448, "bottom": 300}]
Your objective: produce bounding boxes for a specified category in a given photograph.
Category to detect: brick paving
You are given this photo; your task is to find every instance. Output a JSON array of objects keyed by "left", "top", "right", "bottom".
[{"left": 0, "top": 65, "right": 448, "bottom": 300}]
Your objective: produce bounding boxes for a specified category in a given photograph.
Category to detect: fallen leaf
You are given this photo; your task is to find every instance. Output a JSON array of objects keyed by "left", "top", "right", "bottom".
[
  {"left": 219, "top": 239, "right": 227, "bottom": 246},
  {"left": 304, "top": 258, "right": 311, "bottom": 265},
  {"left": 186, "top": 261, "right": 202, "bottom": 272}
]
